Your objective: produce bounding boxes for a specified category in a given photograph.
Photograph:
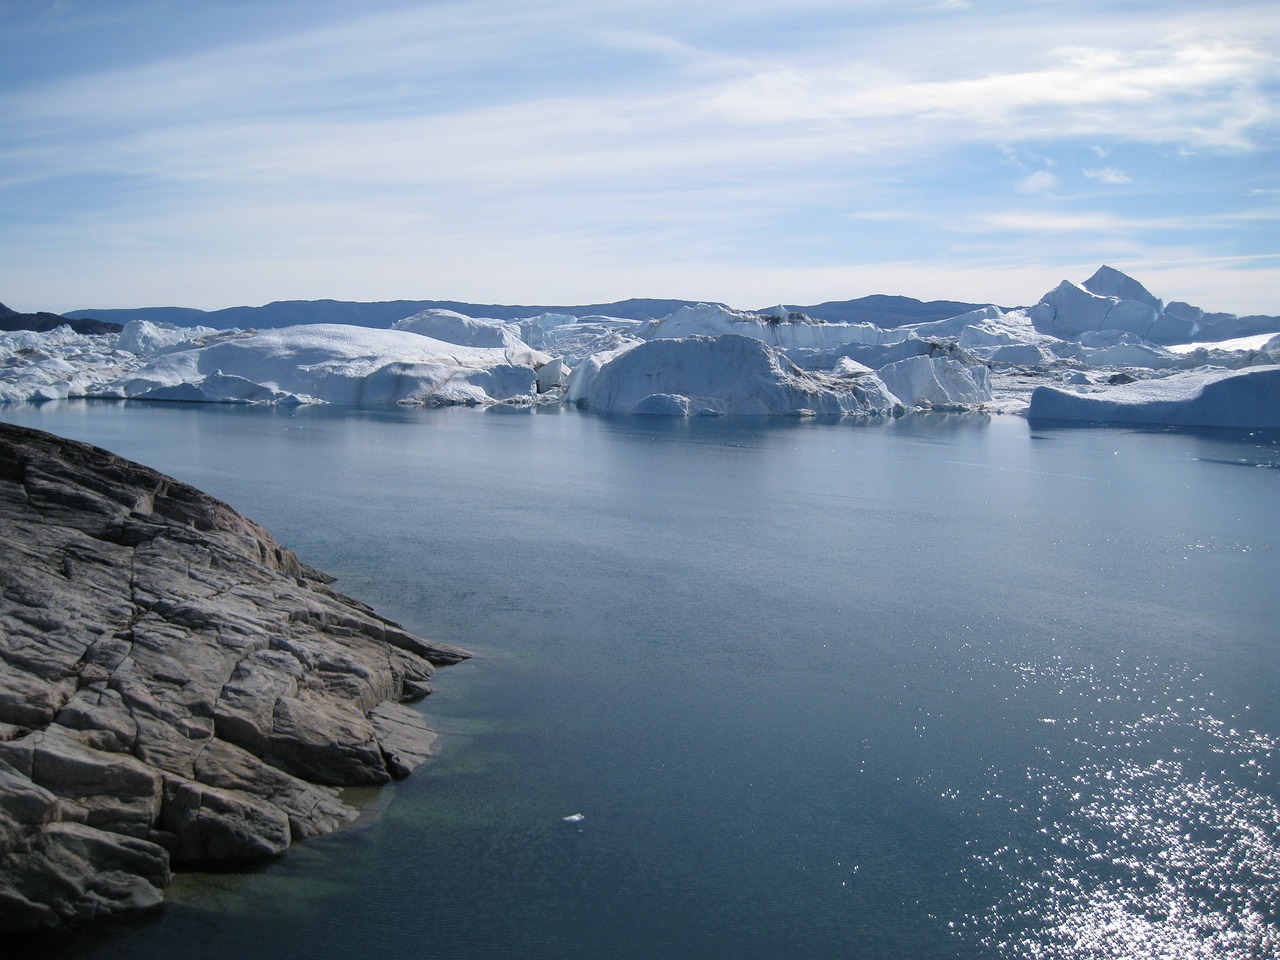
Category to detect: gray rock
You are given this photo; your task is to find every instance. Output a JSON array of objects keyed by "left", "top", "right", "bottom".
[
  {"left": 0, "top": 821, "right": 170, "bottom": 930},
  {"left": 0, "top": 422, "right": 470, "bottom": 931},
  {"left": 369, "top": 701, "right": 438, "bottom": 779}
]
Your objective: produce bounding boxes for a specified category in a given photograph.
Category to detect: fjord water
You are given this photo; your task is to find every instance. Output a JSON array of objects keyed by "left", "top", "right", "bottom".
[{"left": 4, "top": 402, "right": 1277, "bottom": 960}]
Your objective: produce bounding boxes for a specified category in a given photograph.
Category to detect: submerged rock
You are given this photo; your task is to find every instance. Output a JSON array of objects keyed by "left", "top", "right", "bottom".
[{"left": 0, "top": 422, "right": 469, "bottom": 930}]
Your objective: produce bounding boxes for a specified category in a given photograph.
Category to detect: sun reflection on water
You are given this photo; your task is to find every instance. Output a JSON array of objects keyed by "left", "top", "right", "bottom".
[{"left": 956, "top": 659, "right": 1279, "bottom": 959}]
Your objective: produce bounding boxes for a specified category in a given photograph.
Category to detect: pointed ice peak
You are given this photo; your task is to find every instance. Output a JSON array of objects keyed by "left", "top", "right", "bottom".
[{"left": 1081, "top": 265, "right": 1162, "bottom": 312}]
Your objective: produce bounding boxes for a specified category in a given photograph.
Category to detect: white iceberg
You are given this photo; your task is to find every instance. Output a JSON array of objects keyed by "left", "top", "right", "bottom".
[
  {"left": 1028, "top": 365, "right": 1280, "bottom": 428},
  {"left": 875, "top": 355, "right": 992, "bottom": 409},
  {"left": 1030, "top": 278, "right": 1161, "bottom": 341},
  {"left": 636, "top": 303, "right": 885, "bottom": 351},
  {"left": 1026, "top": 265, "right": 1278, "bottom": 347},
  {"left": 566, "top": 334, "right": 903, "bottom": 417},
  {"left": 0, "top": 326, "right": 141, "bottom": 403},
  {"left": 392, "top": 309, "right": 529, "bottom": 352},
  {"left": 117, "top": 319, "right": 224, "bottom": 355},
  {"left": 110, "top": 324, "right": 551, "bottom": 406},
  {"left": 2, "top": 266, "right": 1272, "bottom": 421}
]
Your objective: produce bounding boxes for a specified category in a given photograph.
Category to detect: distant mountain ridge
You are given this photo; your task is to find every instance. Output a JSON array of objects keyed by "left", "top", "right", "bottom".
[
  {"left": 783, "top": 294, "right": 1008, "bottom": 327},
  {"left": 63, "top": 295, "right": 998, "bottom": 330},
  {"left": 0, "top": 301, "right": 121, "bottom": 335},
  {"left": 64, "top": 298, "right": 715, "bottom": 329}
]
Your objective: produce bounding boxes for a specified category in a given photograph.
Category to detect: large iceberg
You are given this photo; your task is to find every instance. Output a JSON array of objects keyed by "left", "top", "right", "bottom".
[
  {"left": 0, "top": 323, "right": 553, "bottom": 406},
  {"left": 565, "top": 334, "right": 904, "bottom": 416},
  {"left": 1028, "top": 366, "right": 1280, "bottom": 428},
  {"left": 111, "top": 324, "right": 551, "bottom": 405},
  {"left": 1026, "top": 265, "right": 1276, "bottom": 346}
]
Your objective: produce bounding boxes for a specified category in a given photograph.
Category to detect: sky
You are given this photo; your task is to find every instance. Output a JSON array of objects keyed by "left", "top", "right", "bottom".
[{"left": 1, "top": 0, "right": 1277, "bottom": 316}]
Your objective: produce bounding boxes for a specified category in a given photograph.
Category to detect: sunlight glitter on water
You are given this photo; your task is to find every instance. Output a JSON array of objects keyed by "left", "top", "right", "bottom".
[{"left": 958, "top": 665, "right": 1280, "bottom": 959}]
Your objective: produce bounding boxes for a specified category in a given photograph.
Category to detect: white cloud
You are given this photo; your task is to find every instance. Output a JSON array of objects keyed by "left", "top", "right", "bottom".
[
  {"left": 701, "top": 36, "right": 1274, "bottom": 150},
  {"left": 0, "top": 0, "right": 1277, "bottom": 315},
  {"left": 1083, "top": 167, "right": 1133, "bottom": 184},
  {"left": 1017, "top": 171, "right": 1058, "bottom": 194},
  {"left": 978, "top": 211, "right": 1168, "bottom": 234}
]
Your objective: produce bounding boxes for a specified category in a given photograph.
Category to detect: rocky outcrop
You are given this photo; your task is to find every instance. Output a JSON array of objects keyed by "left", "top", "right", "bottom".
[{"left": 0, "top": 421, "right": 468, "bottom": 930}]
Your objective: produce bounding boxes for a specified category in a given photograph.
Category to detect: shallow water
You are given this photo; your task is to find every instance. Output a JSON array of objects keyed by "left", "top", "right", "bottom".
[{"left": 3, "top": 402, "right": 1277, "bottom": 959}]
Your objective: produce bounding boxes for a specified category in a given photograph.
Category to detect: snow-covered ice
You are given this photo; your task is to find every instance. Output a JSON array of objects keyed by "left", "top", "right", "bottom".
[
  {"left": 2, "top": 265, "right": 1276, "bottom": 424},
  {"left": 565, "top": 334, "right": 904, "bottom": 416},
  {"left": 635, "top": 303, "right": 885, "bottom": 351},
  {"left": 1028, "top": 366, "right": 1280, "bottom": 428},
  {"left": 117, "top": 319, "right": 224, "bottom": 355},
  {"left": 114, "top": 324, "right": 552, "bottom": 405},
  {"left": 392, "top": 309, "right": 529, "bottom": 352},
  {"left": 875, "top": 355, "right": 991, "bottom": 410},
  {"left": 1, "top": 323, "right": 554, "bottom": 406}
]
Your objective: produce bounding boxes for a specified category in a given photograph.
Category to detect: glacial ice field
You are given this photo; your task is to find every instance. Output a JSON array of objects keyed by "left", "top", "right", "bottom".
[{"left": 2, "top": 266, "right": 1278, "bottom": 426}]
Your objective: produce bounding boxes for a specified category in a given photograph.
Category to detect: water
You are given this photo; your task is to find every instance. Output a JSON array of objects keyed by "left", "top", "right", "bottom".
[{"left": 2, "top": 402, "right": 1277, "bottom": 959}]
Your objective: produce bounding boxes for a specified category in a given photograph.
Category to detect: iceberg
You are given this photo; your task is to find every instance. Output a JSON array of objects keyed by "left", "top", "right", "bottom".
[
  {"left": 565, "top": 334, "right": 903, "bottom": 417},
  {"left": 636, "top": 303, "right": 885, "bottom": 351},
  {"left": 1028, "top": 365, "right": 1280, "bottom": 428},
  {"left": 392, "top": 309, "right": 528, "bottom": 352},
  {"left": 126, "top": 372, "right": 308, "bottom": 405},
  {"left": 1030, "top": 278, "right": 1161, "bottom": 341},
  {"left": 108, "top": 324, "right": 551, "bottom": 406},
  {"left": 117, "top": 319, "right": 224, "bottom": 355},
  {"left": 1, "top": 265, "right": 1273, "bottom": 423},
  {"left": 1028, "top": 265, "right": 1280, "bottom": 347},
  {"left": 875, "top": 355, "right": 992, "bottom": 410},
  {"left": 1, "top": 326, "right": 140, "bottom": 403},
  {"left": 1080, "top": 264, "right": 1164, "bottom": 313}
]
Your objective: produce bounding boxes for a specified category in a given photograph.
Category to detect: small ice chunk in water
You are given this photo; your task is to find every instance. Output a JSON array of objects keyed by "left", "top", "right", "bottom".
[{"left": 562, "top": 813, "right": 585, "bottom": 822}]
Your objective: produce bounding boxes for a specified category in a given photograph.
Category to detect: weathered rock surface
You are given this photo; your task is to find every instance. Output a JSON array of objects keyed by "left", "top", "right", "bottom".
[{"left": 0, "top": 421, "right": 469, "bottom": 930}]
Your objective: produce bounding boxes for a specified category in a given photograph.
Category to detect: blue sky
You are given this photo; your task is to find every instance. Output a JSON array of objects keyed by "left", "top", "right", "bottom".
[{"left": 1, "top": 0, "right": 1276, "bottom": 315}]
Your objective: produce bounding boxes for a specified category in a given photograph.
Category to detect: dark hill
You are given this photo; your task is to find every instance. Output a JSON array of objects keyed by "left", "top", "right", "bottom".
[
  {"left": 64, "top": 294, "right": 998, "bottom": 330},
  {"left": 64, "top": 298, "right": 719, "bottom": 329},
  {"left": 0, "top": 303, "right": 120, "bottom": 335}
]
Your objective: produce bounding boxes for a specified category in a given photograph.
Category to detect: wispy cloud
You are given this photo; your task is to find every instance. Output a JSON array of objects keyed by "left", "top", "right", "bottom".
[
  {"left": 1017, "top": 171, "right": 1058, "bottom": 195},
  {"left": 1083, "top": 167, "right": 1133, "bottom": 185},
  {"left": 700, "top": 37, "right": 1274, "bottom": 150},
  {"left": 0, "top": 0, "right": 1276, "bottom": 313}
]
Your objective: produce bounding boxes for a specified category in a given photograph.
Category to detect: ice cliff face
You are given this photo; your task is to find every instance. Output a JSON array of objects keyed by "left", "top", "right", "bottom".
[
  {"left": 1029, "top": 366, "right": 1280, "bottom": 428},
  {"left": 565, "top": 334, "right": 906, "bottom": 416},
  {"left": 0, "top": 324, "right": 553, "bottom": 407}
]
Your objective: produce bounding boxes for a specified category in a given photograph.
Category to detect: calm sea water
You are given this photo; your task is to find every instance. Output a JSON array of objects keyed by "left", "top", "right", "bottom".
[{"left": 3, "top": 401, "right": 1277, "bottom": 960}]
